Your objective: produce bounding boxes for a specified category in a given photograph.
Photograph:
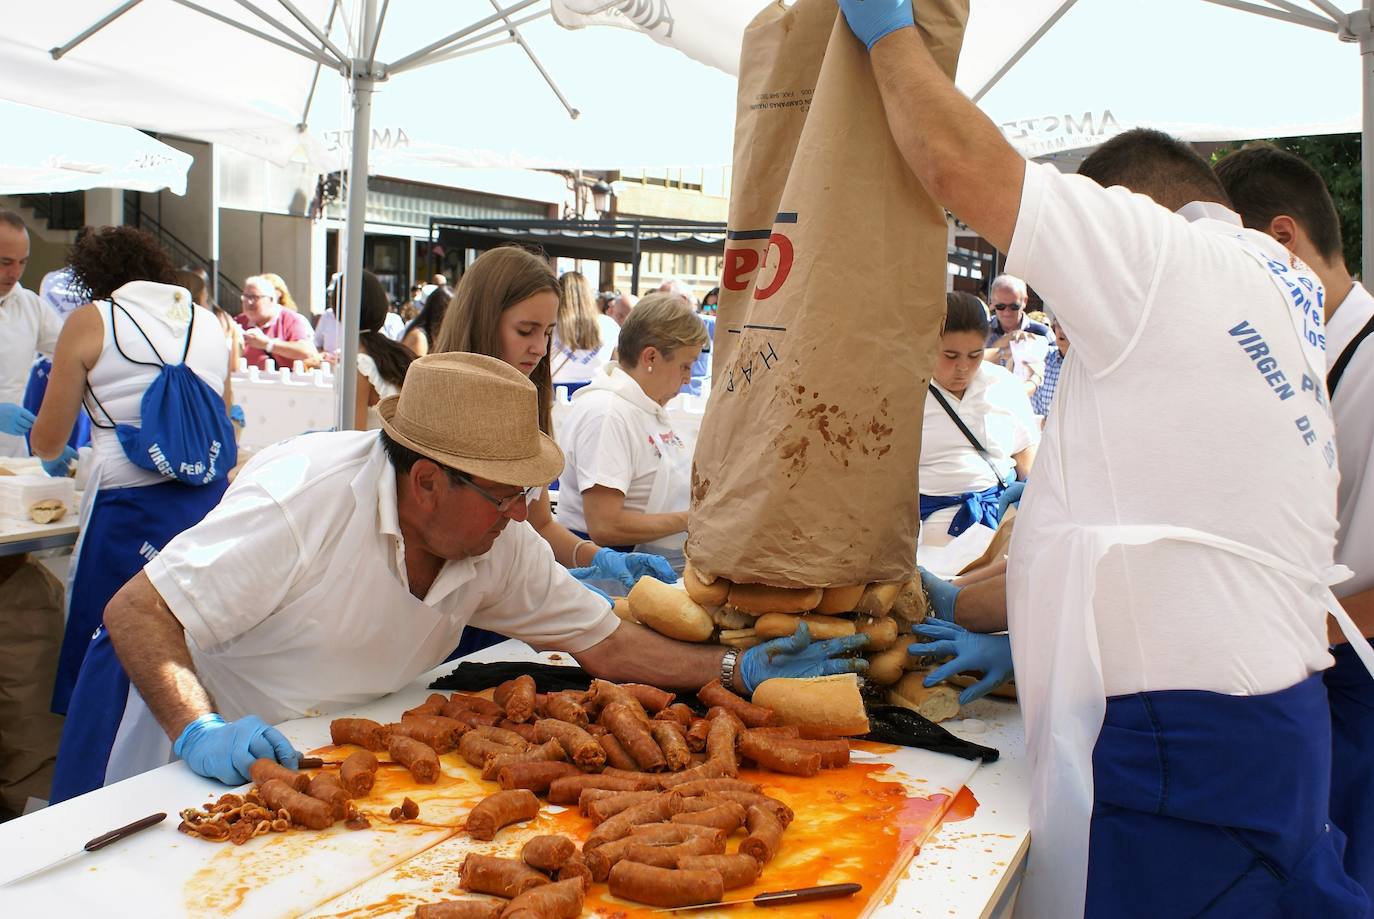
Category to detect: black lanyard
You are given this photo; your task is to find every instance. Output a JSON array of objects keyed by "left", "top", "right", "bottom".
[{"left": 928, "top": 384, "right": 1006, "bottom": 485}]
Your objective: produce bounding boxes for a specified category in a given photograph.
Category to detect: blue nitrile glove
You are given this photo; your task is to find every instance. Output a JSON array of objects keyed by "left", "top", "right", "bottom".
[
  {"left": 229, "top": 404, "right": 246, "bottom": 428},
  {"left": 41, "top": 445, "right": 78, "bottom": 478},
  {"left": 173, "top": 713, "right": 301, "bottom": 786},
  {"left": 569, "top": 547, "right": 675, "bottom": 593},
  {"left": 738, "top": 622, "right": 869, "bottom": 694},
  {"left": 0, "top": 403, "right": 36, "bottom": 436},
  {"left": 919, "top": 566, "right": 961, "bottom": 622},
  {"left": 838, "top": 0, "right": 915, "bottom": 50},
  {"left": 997, "top": 480, "right": 1026, "bottom": 518},
  {"left": 910, "top": 620, "right": 1013, "bottom": 705},
  {"left": 580, "top": 580, "right": 613, "bottom": 607}
]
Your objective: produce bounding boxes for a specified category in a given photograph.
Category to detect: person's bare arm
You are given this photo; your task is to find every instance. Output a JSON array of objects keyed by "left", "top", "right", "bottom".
[
  {"left": 527, "top": 491, "right": 600, "bottom": 567},
  {"left": 266, "top": 336, "right": 319, "bottom": 364},
  {"left": 1013, "top": 443, "right": 1037, "bottom": 480},
  {"left": 29, "top": 305, "right": 101, "bottom": 460},
  {"left": 572, "top": 620, "right": 726, "bottom": 690},
  {"left": 951, "top": 574, "right": 1010, "bottom": 634},
  {"left": 582, "top": 486, "right": 687, "bottom": 547},
  {"left": 402, "top": 328, "right": 428, "bottom": 357},
  {"left": 354, "top": 372, "right": 375, "bottom": 431},
  {"left": 868, "top": 29, "right": 1024, "bottom": 251},
  {"left": 1330, "top": 585, "right": 1374, "bottom": 646},
  {"left": 104, "top": 571, "right": 215, "bottom": 740}
]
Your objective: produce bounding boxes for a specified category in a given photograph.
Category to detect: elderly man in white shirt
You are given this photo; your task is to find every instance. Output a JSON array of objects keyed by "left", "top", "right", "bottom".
[
  {"left": 0, "top": 211, "right": 62, "bottom": 457},
  {"left": 55, "top": 352, "right": 864, "bottom": 795}
]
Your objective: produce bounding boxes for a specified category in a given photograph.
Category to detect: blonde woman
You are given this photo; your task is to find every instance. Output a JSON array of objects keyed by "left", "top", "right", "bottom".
[
  {"left": 556, "top": 293, "right": 707, "bottom": 573},
  {"left": 550, "top": 271, "right": 618, "bottom": 385},
  {"left": 261, "top": 272, "right": 300, "bottom": 313},
  {"left": 432, "top": 247, "right": 677, "bottom": 613}
]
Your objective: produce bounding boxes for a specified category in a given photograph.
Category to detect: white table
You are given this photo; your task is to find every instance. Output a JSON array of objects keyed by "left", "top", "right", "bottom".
[
  {"left": 0, "top": 493, "right": 82, "bottom": 557},
  {"left": 0, "top": 641, "right": 1029, "bottom": 917}
]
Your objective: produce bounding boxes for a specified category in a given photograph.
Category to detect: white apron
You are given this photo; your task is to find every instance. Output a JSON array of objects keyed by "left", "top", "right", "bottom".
[
  {"left": 1009, "top": 219, "right": 1374, "bottom": 918},
  {"left": 633, "top": 422, "right": 693, "bottom": 573}
]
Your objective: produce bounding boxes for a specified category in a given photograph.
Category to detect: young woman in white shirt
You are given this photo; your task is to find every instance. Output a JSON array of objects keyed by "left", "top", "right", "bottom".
[
  {"left": 919, "top": 291, "right": 1040, "bottom": 548},
  {"left": 353, "top": 270, "right": 416, "bottom": 430},
  {"left": 556, "top": 293, "right": 707, "bottom": 573}
]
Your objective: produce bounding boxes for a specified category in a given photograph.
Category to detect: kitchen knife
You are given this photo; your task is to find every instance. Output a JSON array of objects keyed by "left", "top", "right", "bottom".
[
  {"left": 0, "top": 812, "right": 167, "bottom": 886},
  {"left": 652, "top": 882, "right": 863, "bottom": 912}
]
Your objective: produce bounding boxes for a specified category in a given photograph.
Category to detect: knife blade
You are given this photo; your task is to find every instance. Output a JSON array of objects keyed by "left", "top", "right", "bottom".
[
  {"left": 652, "top": 882, "right": 863, "bottom": 912},
  {"left": 0, "top": 812, "right": 167, "bottom": 886}
]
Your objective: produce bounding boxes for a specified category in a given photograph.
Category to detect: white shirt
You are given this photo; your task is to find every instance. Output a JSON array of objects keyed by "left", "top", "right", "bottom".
[
  {"left": 1007, "top": 161, "right": 1336, "bottom": 697},
  {"left": 355, "top": 352, "right": 398, "bottom": 431},
  {"left": 86, "top": 282, "right": 229, "bottom": 489},
  {"left": 1327, "top": 281, "right": 1374, "bottom": 604},
  {"left": 314, "top": 308, "right": 340, "bottom": 353},
  {"left": 145, "top": 431, "right": 619, "bottom": 726},
  {"left": 382, "top": 312, "right": 406, "bottom": 342},
  {"left": 0, "top": 284, "right": 61, "bottom": 457},
  {"left": 555, "top": 365, "right": 681, "bottom": 534},
  {"left": 552, "top": 315, "right": 621, "bottom": 385},
  {"left": 921, "top": 361, "right": 1039, "bottom": 495}
]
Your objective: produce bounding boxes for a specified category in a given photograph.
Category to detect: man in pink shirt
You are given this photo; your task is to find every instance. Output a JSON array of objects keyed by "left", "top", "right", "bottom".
[{"left": 236, "top": 275, "right": 319, "bottom": 369}]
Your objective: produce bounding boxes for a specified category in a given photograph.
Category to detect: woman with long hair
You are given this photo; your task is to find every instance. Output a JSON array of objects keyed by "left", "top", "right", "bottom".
[
  {"left": 260, "top": 271, "right": 300, "bottom": 313},
  {"left": 550, "top": 271, "right": 618, "bottom": 385},
  {"left": 402, "top": 284, "right": 451, "bottom": 358},
  {"left": 432, "top": 248, "right": 675, "bottom": 646},
  {"left": 354, "top": 270, "right": 416, "bottom": 430}
]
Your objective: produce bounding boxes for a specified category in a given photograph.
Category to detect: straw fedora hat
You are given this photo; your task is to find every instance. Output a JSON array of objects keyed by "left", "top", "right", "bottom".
[{"left": 378, "top": 353, "right": 564, "bottom": 487}]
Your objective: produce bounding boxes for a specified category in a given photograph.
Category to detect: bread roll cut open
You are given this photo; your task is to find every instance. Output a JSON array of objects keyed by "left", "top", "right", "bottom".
[
  {"left": 889, "top": 672, "right": 960, "bottom": 723},
  {"left": 627, "top": 578, "right": 714, "bottom": 642},
  {"left": 751, "top": 674, "right": 869, "bottom": 737}
]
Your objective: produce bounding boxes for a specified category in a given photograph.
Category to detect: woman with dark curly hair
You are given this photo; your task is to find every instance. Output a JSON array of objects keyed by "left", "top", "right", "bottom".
[{"left": 37, "top": 226, "right": 236, "bottom": 803}]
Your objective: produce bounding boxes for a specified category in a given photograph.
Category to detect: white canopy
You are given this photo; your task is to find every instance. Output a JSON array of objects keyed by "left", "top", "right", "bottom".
[{"left": 0, "top": 99, "right": 192, "bottom": 195}]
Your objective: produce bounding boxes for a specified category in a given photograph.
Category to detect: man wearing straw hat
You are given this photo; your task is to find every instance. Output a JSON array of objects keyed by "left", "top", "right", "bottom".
[{"left": 52, "top": 353, "right": 865, "bottom": 796}]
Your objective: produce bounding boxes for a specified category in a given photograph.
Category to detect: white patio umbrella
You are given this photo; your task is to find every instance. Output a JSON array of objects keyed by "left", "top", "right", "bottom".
[{"left": 0, "top": 99, "right": 193, "bottom": 195}]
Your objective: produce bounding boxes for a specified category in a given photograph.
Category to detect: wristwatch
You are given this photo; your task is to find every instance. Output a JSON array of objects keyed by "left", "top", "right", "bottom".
[{"left": 720, "top": 648, "right": 741, "bottom": 694}]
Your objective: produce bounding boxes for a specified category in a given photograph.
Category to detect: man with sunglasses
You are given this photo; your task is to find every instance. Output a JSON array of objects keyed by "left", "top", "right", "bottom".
[
  {"left": 54, "top": 353, "right": 865, "bottom": 796},
  {"left": 984, "top": 273, "right": 1050, "bottom": 350}
]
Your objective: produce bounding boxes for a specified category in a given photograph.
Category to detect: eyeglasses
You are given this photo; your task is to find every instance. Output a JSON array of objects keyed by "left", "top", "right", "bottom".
[
  {"left": 452, "top": 470, "right": 533, "bottom": 513},
  {"left": 241, "top": 293, "right": 276, "bottom": 303},
  {"left": 992, "top": 302, "right": 1021, "bottom": 311}
]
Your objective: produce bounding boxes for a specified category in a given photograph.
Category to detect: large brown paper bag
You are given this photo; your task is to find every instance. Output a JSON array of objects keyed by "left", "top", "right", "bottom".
[{"left": 688, "top": 0, "right": 969, "bottom": 588}]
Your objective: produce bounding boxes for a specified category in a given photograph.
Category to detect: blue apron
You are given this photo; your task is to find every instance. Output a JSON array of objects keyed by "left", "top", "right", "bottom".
[
  {"left": 50, "top": 479, "right": 227, "bottom": 715},
  {"left": 1328, "top": 641, "right": 1374, "bottom": 901},
  {"left": 23, "top": 357, "right": 90, "bottom": 451},
  {"left": 1086, "top": 674, "right": 1370, "bottom": 918},
  {"left": 919, "top": 482, "right": 1005, "bottom": 537}
]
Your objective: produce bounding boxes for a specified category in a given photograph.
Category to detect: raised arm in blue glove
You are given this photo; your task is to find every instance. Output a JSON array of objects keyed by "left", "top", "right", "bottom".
[
  {"left": 838, "top": 0, "right": 915, "bottom": 50},
  {"left": 997, "top": 480, "right": 1026, "bottom": 518},
  {"left": 569, "top": 547, "right": 676, "bottom": 593},
  {"left": 42, "top": 445, "right": 78, "bottom": 478},
  {"left": 910, "top": 620, "right": 1012, "bottom": 705},
  {"left": 918, "top": 566, "right": 961, "bottom": 622},
  {"left": 0, "top": 403, "right": 36, "bottom": 437},
  {"left": 173, "top": 713, "right": 301, "bottom": 786},
  {"left": 738, "top": 622, "right": 869, "bottom": 694}
]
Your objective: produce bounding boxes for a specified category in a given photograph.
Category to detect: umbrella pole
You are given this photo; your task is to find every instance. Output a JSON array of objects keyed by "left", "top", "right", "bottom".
[
  {"left": 338, "top": 67, "right": 374, "bottom": 431},
  {"left": 1361, "top": 3, "right": 1373, "bottom": 281}
]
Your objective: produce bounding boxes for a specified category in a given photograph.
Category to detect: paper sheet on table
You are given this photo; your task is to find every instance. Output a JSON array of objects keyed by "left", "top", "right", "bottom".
[{"left": 918, "top": 524, "right": 995, "bottom": 579}]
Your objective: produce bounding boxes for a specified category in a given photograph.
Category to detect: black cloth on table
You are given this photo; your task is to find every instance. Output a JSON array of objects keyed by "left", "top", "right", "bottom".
[{"left": 429, "top": 661, "right": 999, "bottom": 763}]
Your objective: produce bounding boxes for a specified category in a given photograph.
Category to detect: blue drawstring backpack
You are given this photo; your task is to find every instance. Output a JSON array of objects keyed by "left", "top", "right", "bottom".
[{"left": 87, "top": 300, "right": 236, "bottom": 486}]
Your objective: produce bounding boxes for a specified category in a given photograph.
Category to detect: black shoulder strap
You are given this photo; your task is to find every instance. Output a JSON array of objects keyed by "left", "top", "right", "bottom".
[
  {"left": 1328, "top": 311, "right": 1374, "bottom": 397},
  {"left": 85, "top": 299, "right": 196, "bottom": 428},
  {"left": 928, "top": 384, "right": 1006, "bottom": 484}
]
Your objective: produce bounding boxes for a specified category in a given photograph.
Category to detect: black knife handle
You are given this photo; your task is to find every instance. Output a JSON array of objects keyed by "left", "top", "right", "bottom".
[
  {"left": 84, "top": 812, "right": 167, "bottom": 852},
  {"left": 754, "top": 883, "right": 863, "bottom": 907}
]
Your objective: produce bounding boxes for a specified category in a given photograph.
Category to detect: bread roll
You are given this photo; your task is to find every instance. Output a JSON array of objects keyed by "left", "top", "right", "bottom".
[
  {"left": 727, "top": 583, "right": 823, "bottom": 615},
  {"left": 891, "top": 578, "right": 930, "bottom": 623},
  {"left": 948, "top": 674, "right": 1018, "bottom": 700},
  {"left": 751, "top": 674, "right": 869, "bottom": 737},
  {"left": 612, "top": 598, "right": 635, "bottom": 621},
  {"left": 889, "top": 672, "right": 960, "bottom": 723},
  {"left": 711, "top": 605, "right": 755, "bottom": 630},
  {"left": 753, "top": 613, "right": 856, "bottom": 641},
  {"left": 854, "top": 615, "right": 899, "bottom": 651},
  {"left": 814, "top": 585, "right": 866, "bottom": 614},
  {"left": 718, "top": 634, "right": 764, "bottom": 651},
  {"left": 854, "top": 581, "right": 902, "bottom": 616},
  {"left": 29, "top": 499, "right": 67, "bottom": 524},
  {"left": 684, "top": 564, "right": 730, "bottom": 606},
  {"left": 866, "top": 645, "right": 918, "bottom": 686},
  {"left": 628, "top": 578, "right": 714, "bottom": 642}
]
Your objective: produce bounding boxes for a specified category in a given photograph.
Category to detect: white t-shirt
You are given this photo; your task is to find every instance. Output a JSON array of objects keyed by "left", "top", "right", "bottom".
[
  {"left": 1007, "top": 162, "right": 1337, "bottom": 697},
  {"left": 0, "top": 284, "right": 61, "bottom": 457},
  {"left": 1327, "top": 281, "right": 1374, "bottom": 605},
  {"left": 552, "top": 315, "right": 620, "bottom": 385},
  {"left": 921, "top": 361, "right": 1039, "bottom": 495},
  {"left": 555, "top": 365, "right": 675, "bottom": 535},
  {"left": 145, "top": 431, "right": 619, "bottom": 726},
  {"left": 86, "top": 282, "right": 229, "bottom": 489}
]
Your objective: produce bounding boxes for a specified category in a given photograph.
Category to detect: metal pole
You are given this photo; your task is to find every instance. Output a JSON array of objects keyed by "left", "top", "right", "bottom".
[
  {"left": 338, "top": 2, "right": 377, "bottom": 431},
  {"left": 1361, "top": 4, "right": 1374, "bottom": 281},
  {"left": 631, "top": 223, "right": 642, "bottom": 295},
  {"left": 50, "top": 0, "right": 145, "bottom": 59}
]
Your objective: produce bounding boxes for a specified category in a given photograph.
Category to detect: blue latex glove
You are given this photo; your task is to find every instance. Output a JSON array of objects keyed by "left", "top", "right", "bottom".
[
  {"left": 738, "top": 622, "right": 869, "bottom": 694},
  {"left": 997, "top": 480, "right": 1026, "bottom": 518},
  {"left": 910, "top": 621, "right": 1013, "bottom": 705},
  {"left": 229, "top": 404, "right": 246, "bottom": 428},
  {"left": 838, "top": 0, "right": 915, "bottom": 50},
  {"left": 918, "top": 566, "right": 961, "bottom": 622},
  {"left": 173, "top": 713, "right": 301, "bottom": 786},
  {"left": 580, "top": 580, "right": 614, "bottom": 607},
  {"left": 569, "top": 547, "right": 675, "bottom": 593},
  {"left": 42, "top": 445, "right": 78, "bottom": 478},
  {"left": 0, "top": 403, "right": 36, "bottom": 437}
]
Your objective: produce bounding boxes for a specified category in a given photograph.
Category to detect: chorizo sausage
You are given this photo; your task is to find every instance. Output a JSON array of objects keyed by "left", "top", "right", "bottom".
[
  {"left": 503, "top": 674, "right": 537, "bottom": 724},
  {"left": 677, "top": 853, "right": 761, "bottom": 890},
  {"left": 600, "top": 702, "right": 666, "bottom": 772},
  {"left": 465, "top": 788, "right": 540, "bottom": 841},
  {"left": 534, "top": 719, "right": 605, "bottom": 769},
  {"left": 584, "top": 795, "right": 684, "bottom": 850},
  {"left": 595, "top": 732, "right": 639, "bottom": 772},
  {"left": 458, "top": 731, "right": 522, "bottom": 769},
  {"left": 496, "top": 761, "right": 582, "bottom": 795},
  {"left": 520, "top": 834, "right": 577, "bottom": 873},
  {"left": 649, "top": 721, "right": 692, "bottom": 771},
  {"left": 389, "top": 734, "right": 441, "bottom": 784},
  {"left": 339, "top": 750, "right": 378, "bottom": 797},
  {"left": 739, "top": 804, "right": 785, "bottom": 863},
  {"left": 258, "top": 778, "right": 334, "bottom": 830},
  {"left": 546, "top": 774, "right": 649, "bottom": 806},
  {"left": 413, "top": 900, "right": 501, "bottom": 919},
  {"left": 624, "top": 834, "right": 725, "bottom": 869},
  {"left": 330, "top": 717, "right": 388, "bottom": 751},
  {"left": 480, "top": 739, "right": 566, "bottom": 782},
  {"left": 249, "top": 758, "right": 308, "bottom": 792},
  {"left": 696, "top": 680, "right": 778, "bottom": 728},
  {"left": 458, "top": 853, "right": 549, "bottom": 898},
  {"left": 670, "top": 801, "right": 748, "bottom": 832},
  {"left": 737, "top": 730, "right": 822, "bottom": 777},
  {"left": 607, "top": 861, "right": 724, "bottom": 909},
  {"left": 543, "top": 692, "right": 589, "bottom": 726},
  {"left": 307, "top": 771, "right": 351, "bottom": 819},
  {"left": 501, "top": 877, "right": 585, "bottom": 919}
]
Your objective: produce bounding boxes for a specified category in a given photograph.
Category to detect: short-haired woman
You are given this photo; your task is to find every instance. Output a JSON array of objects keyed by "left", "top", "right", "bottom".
[
  {"left": 556, "top": 292, "right": 707, "bottom": 573},
  {"left": 919, "top": 291, "right": 1039, "bottom": 548}
]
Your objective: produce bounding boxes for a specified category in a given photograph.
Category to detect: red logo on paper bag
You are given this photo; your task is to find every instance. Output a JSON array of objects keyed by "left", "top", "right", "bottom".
[{"left": 722, "top": 212, "right": 797, "bottom": 301}]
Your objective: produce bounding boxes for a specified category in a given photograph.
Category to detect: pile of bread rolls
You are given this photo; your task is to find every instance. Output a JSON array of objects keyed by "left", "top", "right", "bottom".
[{"left": 616, "top": 566, "right": 966, "bottom": 723}]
